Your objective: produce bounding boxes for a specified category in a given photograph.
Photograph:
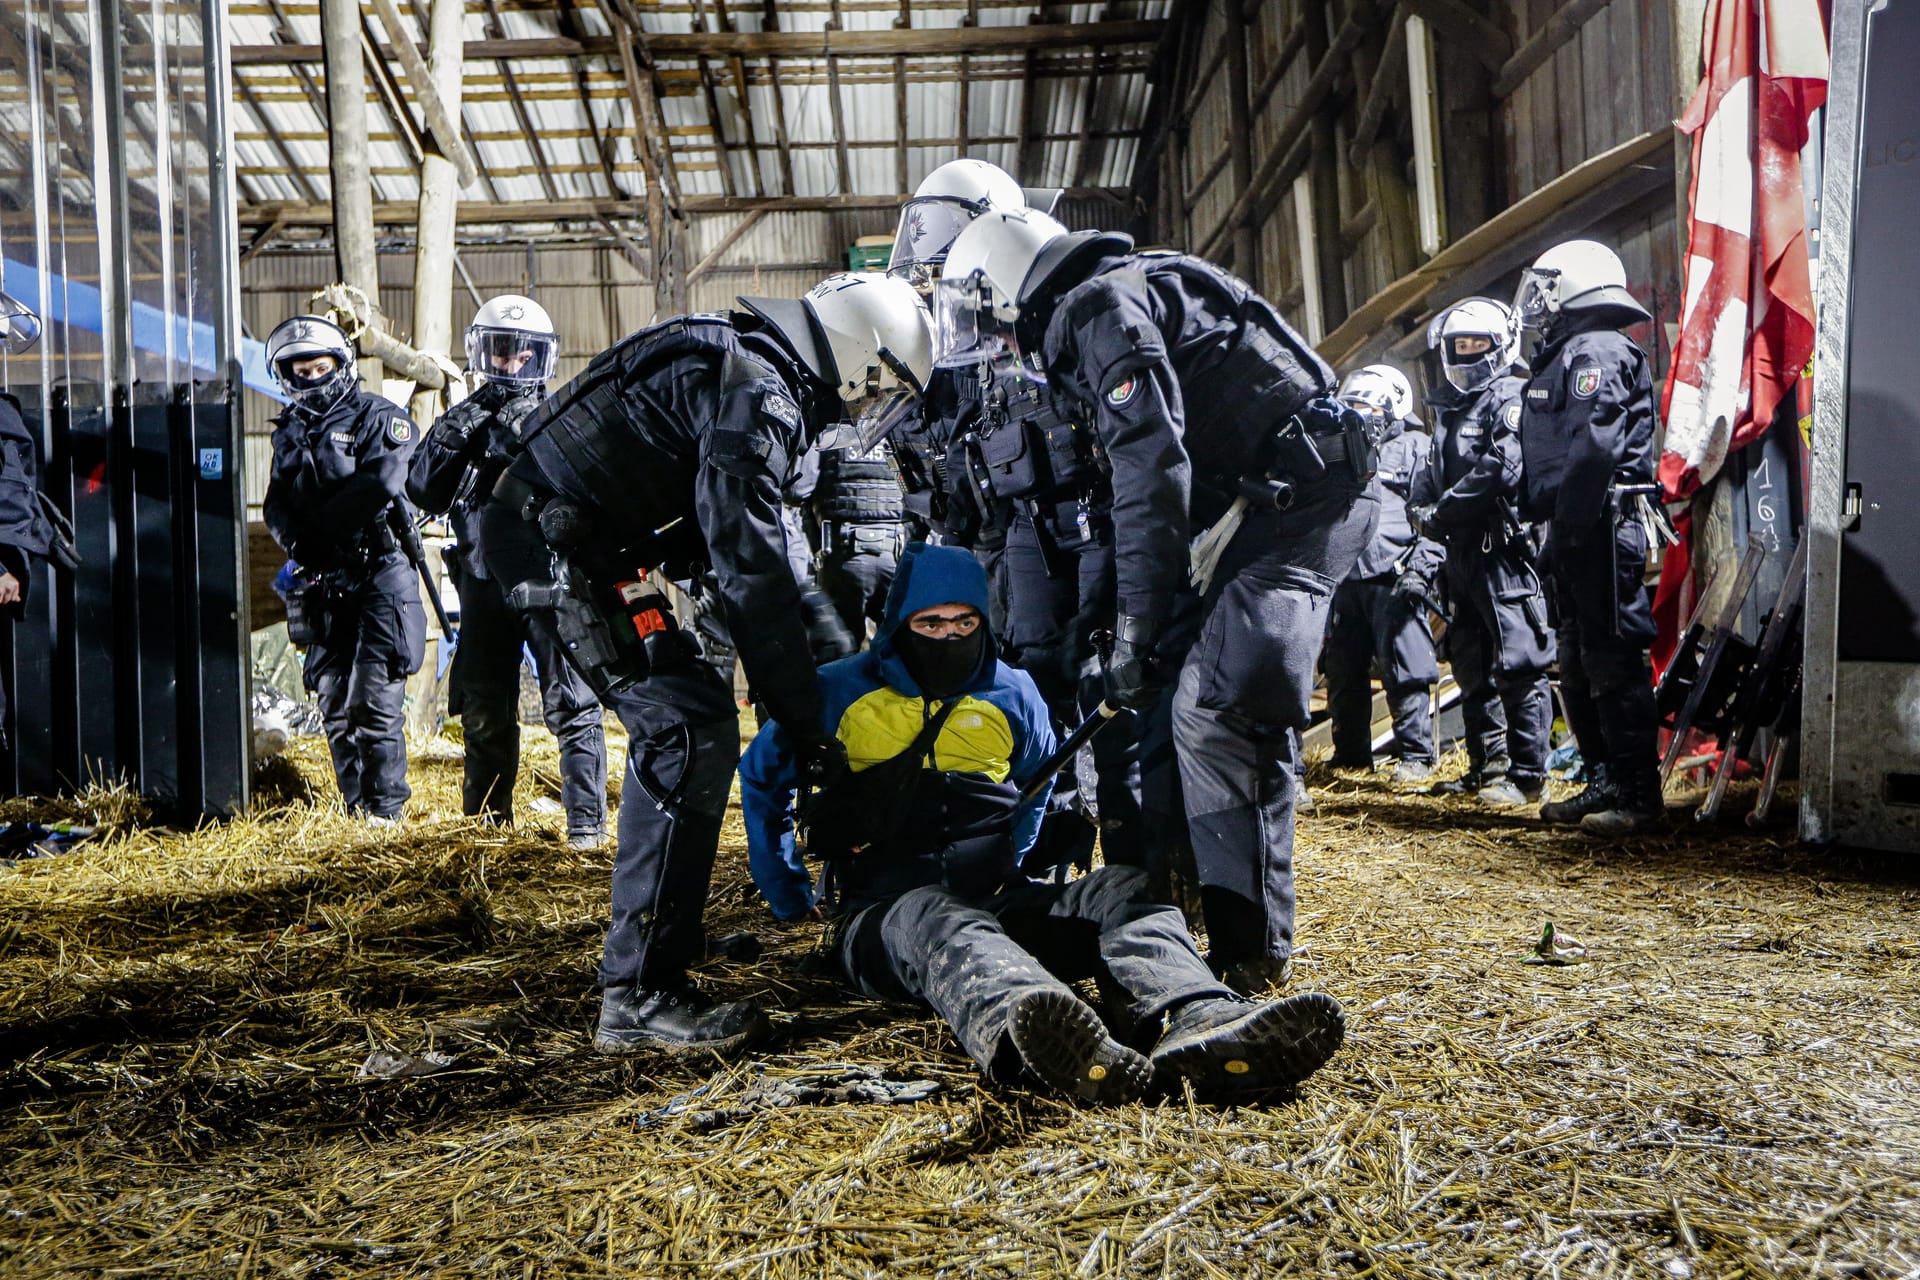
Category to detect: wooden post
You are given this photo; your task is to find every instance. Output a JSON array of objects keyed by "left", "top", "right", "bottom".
[
  {"left": 320, "top": 0, "right": 383, "bottom": 383},
  {"left": 1306, "top": 0, "right": 1349, "bottom": 326},
  {"left": 1226, "top": 0, "right": 1257, "bottom": 280},
  {"left": 410, "top": 0, "right": 465, "bottom": 423}
]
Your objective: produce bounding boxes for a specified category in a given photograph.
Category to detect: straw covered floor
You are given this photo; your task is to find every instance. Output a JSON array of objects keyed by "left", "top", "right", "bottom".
[{"left": 2, "top": 726, "right": 1917, "bottom": 1278}]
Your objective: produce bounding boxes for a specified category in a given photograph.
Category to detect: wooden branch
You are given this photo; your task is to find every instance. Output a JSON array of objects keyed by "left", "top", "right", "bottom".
[
  {"left": 1399, "top": 0, "right": 1509, "bottom": 69},
  {"left": 687, "top": 208, "right": 768, "bottom": 281},
  {"left": 1349, "top": 7, "right": 1408, "bottom": 164},
  {"left": 761, "top": 0, "right": 798, "bottom": 196},
  {"left": 1491, "top": 0, "right": 1616, "bottom": 98},
  {"left": 365, "top": 0, "right": 478, "bottom": 185},
  {"left": 225, "top": 20, "right": 1167, "bottom": 65}
]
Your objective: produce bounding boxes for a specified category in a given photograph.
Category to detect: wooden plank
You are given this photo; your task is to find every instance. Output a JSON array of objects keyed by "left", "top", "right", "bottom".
[
  {"left": 1607, "top": 0, "right": 1643, "bottom": 143},
  {"left": 234, "top": 190, "right": 1136, "bottom": 225},
  {"left": 893, "top": 0, "right": 911, "bottom": 196},
  {"left": 1554, "top": 0, "right": 1585, "bottom": 167},
  {"left": 687, "top": 208, "right": 768, "bottom": 281},
  {"left": 1348, "top": 7, "right": 1407, "bottom": 164},
  {"left": 1399, "top": 0, "right": 1510, "bottom": 68},
  {"left": 688, "top": 0, "right": 740, "bottom": 199},
  {"left": 1492, "top": 0, "right": 1617, "bottom": 98},
  {"left": 1527, "top": 0, "right": 1557, "bottom": 194},
  {"left": 761, "top": 0, "right": 798, "bottom": 197},
  {"left": 824, "top": 1, "right": 854, "bottom": 194},
  {"left": 365, "top": 0, "right": 477, "bottom": 185}
]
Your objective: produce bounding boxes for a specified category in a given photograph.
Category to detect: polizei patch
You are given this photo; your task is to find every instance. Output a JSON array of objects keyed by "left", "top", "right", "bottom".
[
  {"left": 1572, "top": 367, "right": 1602, "bottom": 399},
  {"left": 1106, "top": 374, "right": 1141, "bottom": 407},
  {"left": 387, "top": 416, "right": 413, "bottom": 443}
]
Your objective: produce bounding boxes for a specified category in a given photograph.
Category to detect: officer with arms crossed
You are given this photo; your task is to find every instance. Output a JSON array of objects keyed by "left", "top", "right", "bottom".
[
  {"left": 934, "top": 209, "right": 1379, "bottom": 993},
  {"left": 407, "top": 296, "right": 608, "bottom": 847},
  {"left": 1322, "top": 364, "right": 1439, "bottom": 786},
  {"left": 1510, "top": 241, "right": 1665, "bottom": 834},
  {"left": 1407, "top": 297, "right": 1556, "bottom": 808},
  {"left": 485, "top": 273, "right": 933, "bottom": 1055},
  {"left": 263, "top": 315, "right": 426, "bottom": 821},
  {"left": 740, "top": 542, "right": 1346, "bottom": 1103}
]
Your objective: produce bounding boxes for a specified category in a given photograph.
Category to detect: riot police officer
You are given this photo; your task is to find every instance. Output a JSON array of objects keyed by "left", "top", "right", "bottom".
[
  {"left": 1321, "top": 364, "right": 1439, "bottom": 785},
  {"left": 1510, "top": 240, "right": 1664, "bottom": 833},
  {"left": 789, "top": 421, "right": 908, "bottom": 639},
  {"left": 1408, "top": 297, "right": 1555, "bottom": 808},
  {"left": 262, "top": 315, "right": 426, "bottom": 821},
  {"left": 406, "top": 295, "right": 608, "bottom": 847},
  {"left": 0, "top": 292, "right": 55, "bottom": 759},
  {"left": 484, "top": 273, "right": 933, "bottom": 1055},
  {"left": 936, "top": 209, "right": 1379, "bottom": 992}
]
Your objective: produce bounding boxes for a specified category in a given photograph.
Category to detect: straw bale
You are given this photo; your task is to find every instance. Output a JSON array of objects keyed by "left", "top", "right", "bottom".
[{"left": 2, "top": 734, "right": 1917, "bottom": 1277}]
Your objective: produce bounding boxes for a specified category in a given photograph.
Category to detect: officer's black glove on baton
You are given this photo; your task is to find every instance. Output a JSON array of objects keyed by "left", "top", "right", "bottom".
[
  {"left": 1104, "top": 614, "right": 1167, "bottom": 712},
  {"left": 793, "top": 732, "right": 850, "bottom": 791}
]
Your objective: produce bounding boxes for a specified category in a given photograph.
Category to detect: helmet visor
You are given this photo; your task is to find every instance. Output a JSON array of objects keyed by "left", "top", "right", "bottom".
[
  {"left": 1513, "top": 268, "right": 1559, "bottom": 331},
  {"left": 467, "top": 326, "right": 558, "bottom": 387},
  {"left": 0, "top": 293, "right": 41, "bottom": 355},
  {"left": 849, "top": 387, "right": 922, "bottom": 454},
  {"left": 931, "top": 275, "right": 1017, "bottom": 370},
  {"left": 888, "top": 197, "right": 982, "bottom": 280}
]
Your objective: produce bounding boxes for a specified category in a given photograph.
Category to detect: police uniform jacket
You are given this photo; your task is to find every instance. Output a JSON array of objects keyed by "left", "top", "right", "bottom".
[
  {"left": 263, "top": 387, "right": 419, "bottom": 573},
  {"left": 1038, "top": 252, "right": 1337, "bottom": 623},
  {"left": 1517, "top": 313, "right": 1656, "bottom": 534},
  {"left": 503, "top": 312, "right": 836, "bottom": 732},
  {"left": 0, "top": 392, "right": 46, "bottom": 613},
  {"left": 406, "top": 384, "right": 543, "bottom": 579},
  {"left": 1352, "top": 419, "right": 1433, "bottom": 581}
]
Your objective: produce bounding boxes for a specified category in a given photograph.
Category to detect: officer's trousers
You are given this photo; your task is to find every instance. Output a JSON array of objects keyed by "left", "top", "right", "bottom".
[
  {"left": 1159, "top": 484, "right": 1378, "bottom": 967},
  {"left": 1546, "top": 515, "right": 1659, "bottom": 789},
  {"left": 1322, "top": 575, "right": 1438, "bottom": 766},
  {"left": 449, "top": 561, "right": 607, "bottom": 837},
  {"left": 306, "top": 554, "right": 426, "bottom": 818},
  {"left": 1443, "top": 547, "right": 1554, "bottom": 786},
  {"left": 1002, "top": 514, "right": 1145, "bottom": 872},
  {"left": 598, "top": 659, "right": 741, "bottom": 992},
  {"left": 818, "top": 521, "right": 902, "bottom": 639},
  {"left": 838, "top": 865, "right": 1231, "bottom": 1075}
]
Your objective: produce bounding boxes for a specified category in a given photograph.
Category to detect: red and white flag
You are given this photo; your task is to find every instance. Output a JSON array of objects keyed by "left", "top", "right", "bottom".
[{"left": 1653, "top": 0, "right": 1827, "bottom": 662}]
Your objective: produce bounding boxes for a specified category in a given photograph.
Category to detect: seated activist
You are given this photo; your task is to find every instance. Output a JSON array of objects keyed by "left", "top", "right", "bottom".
[{"left": 739, "top": 542, "right": 1348, "bottom": 1104}]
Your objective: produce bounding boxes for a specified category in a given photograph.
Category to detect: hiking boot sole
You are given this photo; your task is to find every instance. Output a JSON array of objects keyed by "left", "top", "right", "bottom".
[
  {"left": 1008, "top": 989, "right": 1154, "bottom": 1105},
  {"left": 1152, "top": 992, "right": 1347, "bottom": 1097},
  {"left": 592, "top": 1011, "right": 771, "bottom": 1058}
]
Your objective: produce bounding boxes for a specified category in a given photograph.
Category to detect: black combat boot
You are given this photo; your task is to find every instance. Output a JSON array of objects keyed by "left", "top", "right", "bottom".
[
  {"left": 1538, "top": 764, "right": 1614, "bottom": 825},
  {"left": 1580, "top": 765, "right": 1666, "bottom": 835},
  {"left": 1005, "top": 989, "right": 1155, "bottom": 1105},
  {"left": 593, "top": 985, "right": 771, "bottom": 1056},
  {"left": 1150, "top": 992, "right": 1347, "bottom": 1096}
]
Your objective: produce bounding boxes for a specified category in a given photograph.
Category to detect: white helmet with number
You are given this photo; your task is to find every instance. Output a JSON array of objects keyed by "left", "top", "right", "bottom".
[
  {"left": 1425, "top": 297, "right": 1520, "bottom": 393},
  {"left": 1513, "top": 239, "right": 1650, "bottom": 332},
  {"left": 887, "top": 159, "right": 1029, "bottom": 290},
  {"left": 930, "top": 207, "right": 1070, "bottom": 368},
  {"left": 1338, "top": 363, "right": 1414, "bottom": 423},
  {"left": 265, "top": 314, "right": 357, "bottom": 412},
  {"left": 465, "top": 294, "right": 558, "bottom": 390}
]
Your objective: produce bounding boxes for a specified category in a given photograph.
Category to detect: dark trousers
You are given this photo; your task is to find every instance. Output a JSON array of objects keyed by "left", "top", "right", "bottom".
[
  {"left": 449, "top": 561, "right": 607, "bottom": 836},
  {"left": 1163, "top": 486, "right": 1378, "bottom": 967},
  {"left": 1546, "top": 517, "right": 1659, "bottom": 788},
  {"left": 818, "top": 522, "right": 902, "bottom": 639},
  {"left": 598, "top": 660, "right": 742, "bottom": 991},
  {"left": 1444, "top": 549, "right": 1554, "bottom": 786},
  {"left": 1322, "top": 575, "right": 1438, "bottom": 766},
  {"left": 839, "top": 865, "right": 1232, "bottom": 1074},
  {"left": 306, "top": 554, "right": 425, "bottom": 817},
  {"left": 1002, "top": 514, "right": 1145, "bottom": 871}
]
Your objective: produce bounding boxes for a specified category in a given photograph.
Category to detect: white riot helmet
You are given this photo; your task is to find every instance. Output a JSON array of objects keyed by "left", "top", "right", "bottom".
[
  {"left": 1425, "top": 297, "right": 1519, "bottom": 394},
  {"left": 887, "top": 159, "right": 1028, "bottom": 291},
  {"left": 0, "top": 291, "right": 41, "bottom": 355},
  {"left": 931, "top": 207, "right": 1070, "bottom": 369},
  {"left": 1338, "top": 364, "right": 1414, "bottom": 425},
  {"left": 466, "top": 294, "right": 558, "bottom": 390},
  {"left": 739, "top": 273, "right": 933, "bottom": 450},
  {"left": 265, "top": 314, "right": 356, "bottom": 412},
  {"left": 1513, "top": 239, "right": 1649, "bottom": 333}
]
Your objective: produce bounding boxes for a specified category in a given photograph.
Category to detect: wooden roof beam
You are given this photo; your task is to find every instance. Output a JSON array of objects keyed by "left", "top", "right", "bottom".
[
  {"left": 825, "top": 0, "right": 855, "bottom": 194},
  {"left": 710, "top": 0, "right": 764, "bottom": 197},
  {"left": 893, "top": 0, "right": 911, "bottom": 197},
  {"left": 1399, "top": 0, "right": 1509, "bottom": 70},
  {"left": 688, "top": 0, "right": 740, "bottom": 198},
  {"left": 760, "top": 0, "right": 798, "bottom": 196},
  {"left": 234, "top": 72, "right": 327, "bottom": 204},
  {"left": 1491, "top": 0, "right": 1616, "bottom": 98},
  {"left": 366, "top": 0, "right": 477, "bottom": 185},
  {"left": 236, "top": 189, "right": 1134, "bottom": 225}
]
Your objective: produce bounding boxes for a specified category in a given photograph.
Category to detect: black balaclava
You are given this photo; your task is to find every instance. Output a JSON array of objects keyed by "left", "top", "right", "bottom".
[{"left": 896, "top": 626, "right": 986, "bottom": 701}]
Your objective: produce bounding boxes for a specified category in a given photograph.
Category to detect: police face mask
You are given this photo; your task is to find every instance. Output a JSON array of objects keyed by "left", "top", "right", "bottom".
[{"left": 896, "top": 627, "right": 985, "bottom": 700}]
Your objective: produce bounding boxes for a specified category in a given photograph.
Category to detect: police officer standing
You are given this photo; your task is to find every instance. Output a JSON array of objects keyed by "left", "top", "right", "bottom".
[
  {"left": 407, "top": 296, "right": 608, "bottom": 847},
  {"left": 936, "top": 210, "right": 1378, "bottom": 992},
  {"left": 484, "top": 273, "right": 932, "bottom": 1055},
  {"left": 262, "top": 315, "right": 426, "bottom": 822},
  {"left": 0, "top": 292, "right": 55, "bottom": 759},
  {"left": 1510, "top": 240, "right": 1664, "bottom": 833},
  {"left": 1408, "top": 297, "right": 1556, "bottom": 808},
  {"left": 790, "top": 420, "right": 908, "bottom": 639},
  {"left": 1321, "top": 364, "right": 1439, "bottom": 785}
]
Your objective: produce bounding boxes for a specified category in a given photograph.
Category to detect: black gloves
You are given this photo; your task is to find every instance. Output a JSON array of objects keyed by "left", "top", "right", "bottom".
[
  {"left": 800, "top": 588, "right": 858, "bottom": 665},
  {"left": 1407, "top": 503, "right": 1438, "bottom": 539},
  {"left": 1103, "top": 614, "right": 1167, "bottom": 712},
  {"left": 793, "top": 731, "right": 850, "bottom": 791}
]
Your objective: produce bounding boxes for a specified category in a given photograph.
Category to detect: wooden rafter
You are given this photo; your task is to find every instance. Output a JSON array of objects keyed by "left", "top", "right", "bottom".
[
  {"left": 956, "top": 0, "right": 976, "bottom": 156},
  {"left": 555, "top": 0, "right": 628, "bottom": 197},
  {"left": 760, "top": 0, "right": 798, "bottom": 196},
  {"left": 824, "top": 0, "right": 854, "bottom": 194},
  {"left": 1070, "top": 2, "right": 1111, "bottom": 190},
  {"left": 688, "top": 0, "right": 739, "bottom": 198},
  {"left": 234, "top": 72, "right": 326, "bottom": 204},
  {"left": 710, "top": 0, "right": 764, "bottom": 197},
  {"left": 482, "top": 0, "right": 563, "bottom": 202},
  {"left": 235, "top": 189, "right": 1133, "bottom": 225},
  {"left": 366, "top": 0, "right": 477, "bottom": 184},
  {"left": 1016, "top": 11, "right": 1043, "bottom": 182},
  {"left": 687, "top": 207, "right": 766, "bottom": 280},
  {"left": 360, "top": 13, "right": 428, "bottom": 169}
]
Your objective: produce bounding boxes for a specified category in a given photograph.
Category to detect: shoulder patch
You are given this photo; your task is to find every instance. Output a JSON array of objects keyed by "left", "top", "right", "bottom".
[
  {"left": 387, "top": 416, "right": 413, "bottom": 444},
  {"left": 760, "top": 388, "right": 801, "bottom": 430},
  {"left": 1571, "top": 368, "right": 1602, "bottom": 399},
  {"left": 1503, "top": 402, "right": 1522, "bottom": 429},
  {"left": 1106, "top": 374, "right": 1141, "bottom": 407}
]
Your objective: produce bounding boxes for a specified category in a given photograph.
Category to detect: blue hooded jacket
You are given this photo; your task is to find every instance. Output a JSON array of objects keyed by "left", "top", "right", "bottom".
[{"left": 739, "top": 542, "right": 1057, "bottom": 918}]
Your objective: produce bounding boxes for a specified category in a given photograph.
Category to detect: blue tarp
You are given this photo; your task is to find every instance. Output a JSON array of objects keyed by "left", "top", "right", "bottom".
[{"left": 3, "top": 256, "right": 285, "bottom": 402}]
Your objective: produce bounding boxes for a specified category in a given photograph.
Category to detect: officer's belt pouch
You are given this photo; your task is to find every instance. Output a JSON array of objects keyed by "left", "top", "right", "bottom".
[
  {"left": 284, "top": 578, "right": 329, "bottom": 647},
  {"left": 850, "top": 525, "right": 899, "bottom": 555},
  {"left": 979, "top": 419, "right": 1042, "bottom": 500}
]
